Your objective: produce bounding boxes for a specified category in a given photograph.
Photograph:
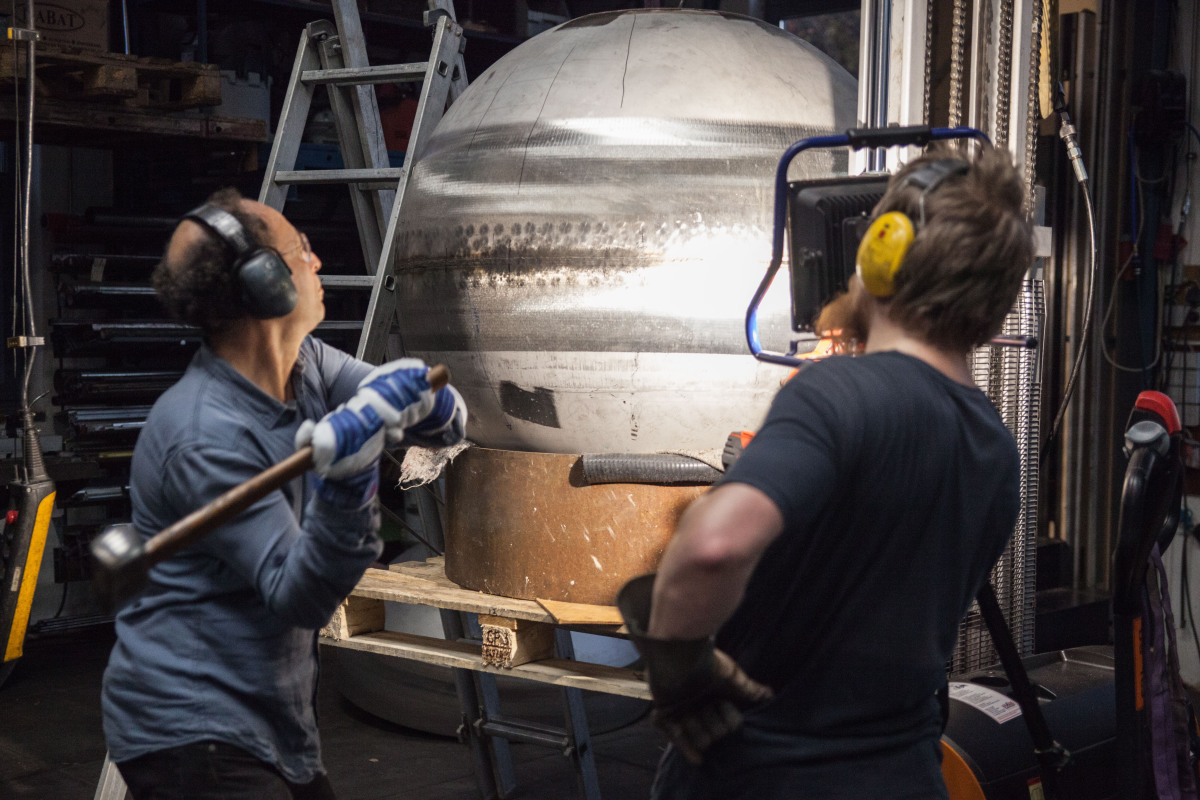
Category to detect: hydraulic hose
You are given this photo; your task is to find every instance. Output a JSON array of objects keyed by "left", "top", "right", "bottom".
[{"left": 579, "top": 454, "right": 721, "bottom": 486}]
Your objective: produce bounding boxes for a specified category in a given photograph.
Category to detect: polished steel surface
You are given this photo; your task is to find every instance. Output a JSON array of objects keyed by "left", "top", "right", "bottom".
[{"left": 394, "top": 9, "right": 858, "bottom": 453}]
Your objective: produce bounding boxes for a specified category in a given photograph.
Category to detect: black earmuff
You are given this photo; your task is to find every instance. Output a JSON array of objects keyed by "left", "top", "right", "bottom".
[
  {"left": 855, "top": 158, "right": 970, "bottom": 298},
  {"left": 183, "top": 204, "right": 298, "bottom": 319}
]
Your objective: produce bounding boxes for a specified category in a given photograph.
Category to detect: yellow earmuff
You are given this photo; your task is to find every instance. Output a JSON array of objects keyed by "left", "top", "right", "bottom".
[{"left": 856, "top": 211, "right": 915, "bottom": 298}]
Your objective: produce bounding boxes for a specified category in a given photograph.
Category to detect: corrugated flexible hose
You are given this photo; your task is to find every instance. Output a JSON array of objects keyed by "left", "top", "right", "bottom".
[{"left": 579, "top": 453, "right": 721, "bottom": 486}]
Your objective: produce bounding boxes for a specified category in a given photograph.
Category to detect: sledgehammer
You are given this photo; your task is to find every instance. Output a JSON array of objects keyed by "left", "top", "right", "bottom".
[{"left": 90, "top": 364, "right": 450, "bottom": 610}]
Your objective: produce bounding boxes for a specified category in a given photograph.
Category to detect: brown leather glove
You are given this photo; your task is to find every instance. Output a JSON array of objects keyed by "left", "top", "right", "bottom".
[{"left": 617, "top": 574, "right": 773, "bottom": 765}]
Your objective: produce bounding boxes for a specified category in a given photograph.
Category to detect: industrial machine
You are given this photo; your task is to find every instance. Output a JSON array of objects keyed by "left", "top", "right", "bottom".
[
  {"left": 940, "top": 646, "right": 1117, "bottom": 800},
  {"left": 334, "top": 6, "right": 863, "bottom": 734},
  {"left": 411, "top": 8, "right": 863, "bottom": 611},
  {"left": 388, "top": 8, "right": 858, "bottom": 459},
  {"left": 939, "top": 391, "right": 1198, "bottom": 799},
  {"left": 1, "top": 406, "right": 56, "bottom": 689},
  {"left": 338, "top": 2, "right": 1050, "bottom": 736}
]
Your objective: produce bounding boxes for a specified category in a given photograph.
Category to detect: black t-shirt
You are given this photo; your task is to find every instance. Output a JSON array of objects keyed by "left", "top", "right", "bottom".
[{"left": 716, "top": 352, "right": 1019, "bottom": 770}]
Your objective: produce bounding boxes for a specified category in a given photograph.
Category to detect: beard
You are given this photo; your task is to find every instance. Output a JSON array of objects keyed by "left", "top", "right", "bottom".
[{"left": 813, "top": 277, "right": 872, "bottom": 354}]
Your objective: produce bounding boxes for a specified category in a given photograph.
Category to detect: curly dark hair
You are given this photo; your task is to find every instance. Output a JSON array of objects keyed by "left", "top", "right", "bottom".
[{"left": 152, "top": 187, "right": 271, "bottom": 335}]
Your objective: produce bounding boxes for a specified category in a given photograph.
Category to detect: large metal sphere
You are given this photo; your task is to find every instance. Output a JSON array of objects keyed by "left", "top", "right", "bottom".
[{"left": 395, "top": 9, "right": 858, "bottom": 453}]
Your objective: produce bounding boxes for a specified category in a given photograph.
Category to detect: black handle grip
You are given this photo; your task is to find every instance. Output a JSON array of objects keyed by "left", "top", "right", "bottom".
[{"left": 844, "top": 125, "right": 935, "bottom": 150}]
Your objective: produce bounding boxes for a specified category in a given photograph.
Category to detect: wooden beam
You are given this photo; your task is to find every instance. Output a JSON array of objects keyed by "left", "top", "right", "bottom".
[
  {"left": 322, "top": 629, "right": 651, "bottom": 700},
  {"left": 361, "top": 565, "right": 555, "bottom": 623},
  {"left": 0, "top": 97, "right": 267, "bottom": 142},
  {"left": 321, "top": 594, "right": 386, "bottom": 640},
  {"left": 82, "top": 64, "right": 138, "bottom": 99},
  {"left": 536, "top": 598, "right": 625, "bottom": 627},
  {"left": 388, "top": 556, "right": 448, "bottom": 581},
  {"left": 479, "top": 615, "right": 556, "bottom": 668}
]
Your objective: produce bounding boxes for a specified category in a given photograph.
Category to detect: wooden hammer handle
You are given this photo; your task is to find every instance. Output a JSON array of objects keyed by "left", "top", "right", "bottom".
[{"left": 143, "top": 364, "right": 450, "bottom": 564}]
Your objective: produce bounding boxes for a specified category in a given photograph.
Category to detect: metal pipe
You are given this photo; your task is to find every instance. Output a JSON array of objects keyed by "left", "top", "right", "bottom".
[
  {"left": 121, "top": 0, "right": 130, "bottom": 54},
  {"left": 868, "top": 0, "right": 892, "bottom": 170},
  {"left": 1091, "top": 0, "right": 1123, "bottom": 591},
  {"left": 476, "top": 720, "right": 568, "bottom": 750},
  {"left": 84, "top": 210, "right": 180, "bottom": 228},
  {"left": 19, "top": 0, "right": 37, "bottom": 407}
]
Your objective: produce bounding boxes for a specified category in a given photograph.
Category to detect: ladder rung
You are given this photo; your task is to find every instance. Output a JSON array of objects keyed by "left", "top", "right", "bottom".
[
  {"left": 320, "top": 275, "right": 377, "bottom": 289},
  {"left": 273, "top": 168, "right": 406, "bottom": 187},
  {"left": 477, "top": 719, "right": 569, "bottom": 750},
  {"left": 301, "top": 63, "right": 430, "bottom": 86}
]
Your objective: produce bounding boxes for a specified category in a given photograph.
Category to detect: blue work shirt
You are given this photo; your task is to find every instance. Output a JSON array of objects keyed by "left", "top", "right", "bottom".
[{"left": 102, "top": 336, "right": 382, "bottom": 783}]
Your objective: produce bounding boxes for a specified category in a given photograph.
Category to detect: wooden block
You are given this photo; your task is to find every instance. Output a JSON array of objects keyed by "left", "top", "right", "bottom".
[
  {"left": 82, "top": 65, "right": 137, "bottom": 98},
  {"left": 320, "top": 595, "right": 385, "bottom": 640},
  {"left": 140, "top": 76, "right": 172, "bottom": 106},
  {"left": 122, "top": 87, "right": 150, "bottom": 108},
  {"left": 179, "top": 72, "right": 222, "bottom": 107},
  {"left": 479, "top": 614, "right": 556, "bottom": 668},
  {"left": 0, "top": 48, "right": 20, "bottom": 80},
  {"left": 536, "top": 597, "right": 624, "bottom": 626},
  {"left": 320, "top": 606, "right": 348, "bottom": 640}
]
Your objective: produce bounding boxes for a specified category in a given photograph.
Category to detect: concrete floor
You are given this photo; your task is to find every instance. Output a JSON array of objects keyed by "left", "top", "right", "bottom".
[{"left": 0, "top": 624, "right": 665, "bottom": 799}]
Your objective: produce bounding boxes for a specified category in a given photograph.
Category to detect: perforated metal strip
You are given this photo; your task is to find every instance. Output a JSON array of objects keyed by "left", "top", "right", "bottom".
[
  {"left": 923, "top": 0, "right": 936, "bottom": 124},
  {"left": 949, "top": 0, "right": 968, "bottom": 127},
  {"left": 1023, "top": 0, "right": 1046, "bottom": 214},
  {"left": 996, "top": 0, "right": 1015, "bottom": 147}
]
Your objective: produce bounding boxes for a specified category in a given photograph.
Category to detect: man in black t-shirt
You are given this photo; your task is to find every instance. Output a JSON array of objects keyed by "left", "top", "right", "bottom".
[{"left": 617, "top": 146, "right": 1034, "bottom": 800}]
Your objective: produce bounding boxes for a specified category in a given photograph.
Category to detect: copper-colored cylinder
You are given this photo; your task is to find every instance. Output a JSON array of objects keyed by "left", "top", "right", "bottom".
[{"left": 444, "top": 447, "right": 706, "bottom": 606}]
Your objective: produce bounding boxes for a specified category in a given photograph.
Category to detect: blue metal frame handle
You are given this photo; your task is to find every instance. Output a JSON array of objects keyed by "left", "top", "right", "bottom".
[{"left": 746, "top": 125, "right": 998, "bottom": 367}]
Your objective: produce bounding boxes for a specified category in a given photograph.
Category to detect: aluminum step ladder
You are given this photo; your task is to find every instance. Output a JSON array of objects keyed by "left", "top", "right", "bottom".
[
  {"left": 258, "top": 0, "right": 465, "bottom": 363},
  {"left": 93, "top": 753, "right": 128, "bottom": 800}
]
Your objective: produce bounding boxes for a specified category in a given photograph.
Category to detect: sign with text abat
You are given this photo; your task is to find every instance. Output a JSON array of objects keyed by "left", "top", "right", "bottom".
[{"left": 12, "top": 0, "right": 109, "bottom": 51}]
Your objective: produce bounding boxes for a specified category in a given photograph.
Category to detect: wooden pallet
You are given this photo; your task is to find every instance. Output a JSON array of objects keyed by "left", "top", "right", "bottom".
[
  {"left": 321, "top": 559, "right": 649, "bottom": 700},
  {"left": 0, "top": 96, "right": 267, "bottom": 143},
  {"left": 0, "top": 44, "right": 221, "bottom": 110}
]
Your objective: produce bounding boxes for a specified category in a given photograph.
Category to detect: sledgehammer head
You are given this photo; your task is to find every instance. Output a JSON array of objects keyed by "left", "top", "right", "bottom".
[{"left": 91, "top": 523, "right": 148, "bottom": 611}]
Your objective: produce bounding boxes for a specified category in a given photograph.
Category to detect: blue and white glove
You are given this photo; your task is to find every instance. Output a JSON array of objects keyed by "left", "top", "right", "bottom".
[
  {"left": 295, "top": 394, "right": 386, "bottom": 506},
  {"left": 356, "top": 359, "right": 467, "bottom": 449},
  {"left": 295, "top": 359, "right": 467, "bottom": 505}
]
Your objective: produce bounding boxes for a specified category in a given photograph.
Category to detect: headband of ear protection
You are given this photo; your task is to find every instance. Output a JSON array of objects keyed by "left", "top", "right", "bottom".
[
  {"left": 856, "top": 158, "right": 970, "bottom": 298},
  {"left": 182, "top": 204, "right": 298, "bottom": 319}
]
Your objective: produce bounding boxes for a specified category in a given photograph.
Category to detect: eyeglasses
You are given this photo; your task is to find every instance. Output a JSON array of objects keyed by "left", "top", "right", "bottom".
[{"left": 280, "top": 232, "right": 312, "bottom": 264}]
